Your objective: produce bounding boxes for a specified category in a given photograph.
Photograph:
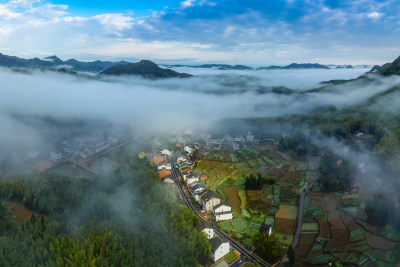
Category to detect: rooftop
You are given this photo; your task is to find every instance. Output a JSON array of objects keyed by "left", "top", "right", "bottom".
[{"left": 210, "top": 236, "right": 229, "bottom": 253}]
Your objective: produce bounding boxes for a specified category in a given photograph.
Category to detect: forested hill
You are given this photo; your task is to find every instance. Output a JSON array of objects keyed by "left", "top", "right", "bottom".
[
  {"left": 101, "top": 60, "right": 192, "bottom": 79},
  {"left": 378, "top": 54, "right": 400, "bottom": 75},
  {"left": 0, "top": 160, "right": 210, "bottom": 265}
]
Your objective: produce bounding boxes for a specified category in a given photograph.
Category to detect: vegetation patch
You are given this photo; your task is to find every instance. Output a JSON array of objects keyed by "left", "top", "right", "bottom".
[
  {"left": 381, "top": 225, "right": 400, "bottom": 241},
  {"left": 232, "top": 217, "right": 248, "bottom": 233},
  {"left": 238, "top": 190, "right": 247, "bottom": 209},
  {"left": 301, "top": 223, "right": 319, "bottom": 232},
  {"left": 225, "top": 251, "right": 237, "bottom": 264}
]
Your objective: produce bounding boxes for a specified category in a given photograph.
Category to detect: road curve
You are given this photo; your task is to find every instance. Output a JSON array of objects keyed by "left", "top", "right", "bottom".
[{"left": 171, "top": 159, "right": 269, "bottom": 267}]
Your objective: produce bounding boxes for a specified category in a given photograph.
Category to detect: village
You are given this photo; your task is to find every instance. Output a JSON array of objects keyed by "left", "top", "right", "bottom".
[
  {"left": 142, "top": 129, "right": 400, "bottom": 267},
  {"left": 142, "top": 132, "right": 277, "bottom": 267}
]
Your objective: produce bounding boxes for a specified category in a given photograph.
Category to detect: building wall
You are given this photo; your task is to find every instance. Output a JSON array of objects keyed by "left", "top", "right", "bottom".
[
  {"left": 213, "top": 243, "right": 230, "bottom": 262},
  {"left": 216, "top": 213, "right": 233, "bottom": 221},
  {"left": 214, "top": 205, "right": 231, "bottom": 213},
  {"left": 203, "top": 228, "right": 214, "bottom": 239},
  {"left": 204, "top": 198, "right": 221, "bottom": 211}
]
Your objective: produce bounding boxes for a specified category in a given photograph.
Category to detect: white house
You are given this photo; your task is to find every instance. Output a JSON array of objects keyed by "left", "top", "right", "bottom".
[
  {"left": 158, "top": 163, "right": 172, "bottom": 171},
  {"left": 184, "top": 146, "right": 193, "bottom": 155},
  {"left": 196, "top": 222, "right": 215, "bottom": 239},
  {"left": 214, "top": 203, "right": 233, "bottom": 221},
  {"left": 176, "top": 156, "right": 186, "bottom": 164},
  {"left": 160, "top": 149, "right": 172, "bottom": 157},
  {"left": 185, "top": 173, "right": 199, "bottom": 185},
  {"left": 50, "top": 152, "right": 63, "bottom": 162},
  {"left": 200, "top": 190, "right": 221, "bottom": 211},
  {"left": 163, "top": 177, "right": 175, "bottom": 184},
  {"left": 190, "top": 183, "right": 206, "bottom": 194},
  {"left": 210, "top": 236, "right": 230, "bottom": 262}
]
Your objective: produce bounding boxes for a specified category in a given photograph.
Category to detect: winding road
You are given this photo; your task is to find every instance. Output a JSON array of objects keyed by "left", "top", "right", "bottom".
[{"left": 171, "top": 158, "right": 269, "bottom": 267}]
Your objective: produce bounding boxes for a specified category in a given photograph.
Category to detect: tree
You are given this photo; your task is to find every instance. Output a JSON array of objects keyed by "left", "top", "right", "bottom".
[
  {"left": 245, "top": 174, "right": 264, "bottom": 190},
  {"left": 365, "top": 192, "right": 396, "bottom": 225},
  {"left": 251, "top": 232, "right": 283, "bottom": 264}
]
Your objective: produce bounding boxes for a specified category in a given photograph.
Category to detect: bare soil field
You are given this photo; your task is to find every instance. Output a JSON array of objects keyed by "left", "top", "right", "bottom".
[
  {"left": 314, "top": 193, "right": 349, "bottom": 251},
  {"left": 275, "top": 218, "right": 296, "bottom": 234},
  {"left": 246, "top": 189, "right": 268, "bottom": 211},
  {"left": 221, "top": 186, "right": 241, "bottom": 211},
  {"left": 7, "top": 202, "right": 34, "bottom": 226},
  {"left": 365, "top": 232, "right": 398, "bottom": 250},
  {"left": 246, "top": 189, "right": 264, "bottom": 202},
  {"left": 295, "top": 233, "right": 318, "bottom": 261}
]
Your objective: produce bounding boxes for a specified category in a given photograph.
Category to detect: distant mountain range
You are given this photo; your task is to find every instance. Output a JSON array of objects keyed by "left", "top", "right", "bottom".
[
  {"left": 163, "top": 62, "right": 368, "bottom": 70},
  {"left": 0, "top": 53, "right": 191, "bottom": 79},
  {"left": 257, "top": 63, "right": 330, "bottom": 70},
  {"left": 0, "top": 53, "right": 131, "bottom": 72}
]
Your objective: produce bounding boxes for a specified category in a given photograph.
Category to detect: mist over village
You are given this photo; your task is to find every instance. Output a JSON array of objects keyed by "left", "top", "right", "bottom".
[{"left": 0, "top": 1, "right": 400, "bottom": 267}]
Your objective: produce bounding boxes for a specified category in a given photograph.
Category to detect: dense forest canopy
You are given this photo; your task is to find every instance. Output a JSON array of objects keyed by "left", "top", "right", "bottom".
[{"left": 0, "top": 154, "right": 211, "bottom": 266}]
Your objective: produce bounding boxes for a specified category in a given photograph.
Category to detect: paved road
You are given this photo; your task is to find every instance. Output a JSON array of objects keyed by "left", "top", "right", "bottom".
[
  {"left": 171, "top": 158, "right": 269, "bottom": 267},
  {"left": 291, "top": 169, "right": 319, "bottom": 249},
  {"left": 230, "top": 256, "right": 245, "bottom": 267}
]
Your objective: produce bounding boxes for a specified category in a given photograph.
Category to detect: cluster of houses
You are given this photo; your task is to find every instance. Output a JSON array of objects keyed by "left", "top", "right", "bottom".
[
  {"left": 196, "top": 222, "right": 231, "bottom": 262},
  {"left": 233, "top": 131, "right": 263, "bottom": 150},
  {"left": 149, "top": 149, "right": 175, "bottom": 183},
  {"left": 58, "top": 135, "right": 120, "bottom": 162},
  {"left": 174, "top": 146, "right": 234, "bottom": 222}
]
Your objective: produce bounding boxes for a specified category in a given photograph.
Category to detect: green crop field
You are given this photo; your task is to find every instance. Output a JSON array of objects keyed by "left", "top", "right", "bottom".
[
  {"left": 238, "top": 190, "right": 247, "bottom": 209},
  {"left": 232, "top": 217, "right": 248, "bottom": 233},
  {"left": 262, "top": 156, "right": 275, "bottom": 165},
  {"left": 219, "top": 221, "right": 233, "bottom": 232},
  {"left": 382, "top": 225, "right": 400, "bottom": 241},
  {"left": 301, "top": 223, "right": 319, "bottom": 232},
  {"left": 249, "top": 221, "right": 262, "bottom": 231},
  {"left": 248, "top": 159, "right": 258, "bottom": 168}
]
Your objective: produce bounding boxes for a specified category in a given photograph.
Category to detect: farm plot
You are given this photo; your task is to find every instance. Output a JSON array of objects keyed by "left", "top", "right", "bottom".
[
  {"left": 275, "top": 204, "right": 297, "bottom": 234},
  {"left": 262, "top": 156, "right": 276, "bottom": 165},
  {"left": 295, "top": 233, "right": 318, "bottom": 262},
  {"left": 219, "top": 221, "right": 234, "bottom": 233},
  {"left": 275, "top": 232, "right": 294, "bottom": 246},
  {"left": 248, "top": 159, "right": 259, "bottom": 168},
  {"left": 301, "top": 223, "right": 319, "bottom": 234},
  {"left": 230, "top": 154, "right": 240, "bottom": 163},
  {"left": 247, "top": 190, "right": 268, "bottom": 211},
  {"left": 238, "top": 190, "right": 247, "bottom": 209},
  {"left": 221, "top": 185, "right": 241, "bottom": 211},
  {"left": 365, "top": 232, "right": 398, "bottom": 250},
  {"left": 231, "top": 217, "right": 248, "bottom": 233}
]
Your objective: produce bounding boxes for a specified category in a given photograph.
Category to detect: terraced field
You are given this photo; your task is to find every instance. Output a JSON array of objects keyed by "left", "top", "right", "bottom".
[{"left": 297, "top": 192, "right": 400, "bottom": 266}]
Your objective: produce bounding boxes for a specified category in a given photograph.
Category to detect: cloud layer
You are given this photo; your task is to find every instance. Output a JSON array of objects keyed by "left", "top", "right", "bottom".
[{"left": 0, "top": 0, "right": 399, "bottom": 64}]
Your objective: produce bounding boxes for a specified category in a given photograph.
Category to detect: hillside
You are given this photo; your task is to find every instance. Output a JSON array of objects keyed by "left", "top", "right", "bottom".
[
  {"left": 378, "top": 55, "right": 400, "bottom": 75},
  {"left": 101, "top": 60, "right": 192, "bottom": 78},
  {"left": 0, "top": 52, "right": 130, "bottom": 72},
  {"left": 0, "top": 53, "right": 54, "bottom": 68}
]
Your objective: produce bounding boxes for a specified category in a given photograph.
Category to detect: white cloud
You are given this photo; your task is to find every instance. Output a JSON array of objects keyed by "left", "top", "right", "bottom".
[
  {"left": 92, "top": 14, "right": 134, "bottom": 31},
  {"left": 367, "top": 11, "right": 381, "bottom": 19},
  {"left": 180, "top": 0, "right": 197, "bottom": 9},
  {"left": 0, "top": 5, "right": 21, "bottom": 19}
]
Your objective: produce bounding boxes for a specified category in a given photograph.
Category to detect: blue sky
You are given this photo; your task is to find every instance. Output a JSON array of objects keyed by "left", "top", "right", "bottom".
[{"left": 0, "top": 0, "right": 399, "bottom": 65}]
